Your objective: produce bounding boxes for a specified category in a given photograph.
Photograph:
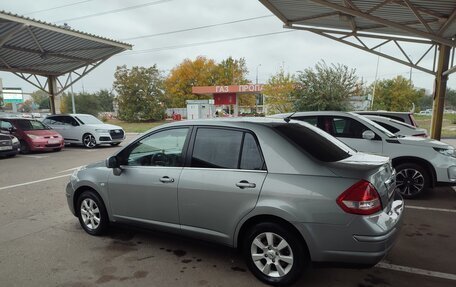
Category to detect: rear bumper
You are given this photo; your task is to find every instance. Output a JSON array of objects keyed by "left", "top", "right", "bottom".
[{"left": 296, "top": 192, "right": 404, "bottom": 265}]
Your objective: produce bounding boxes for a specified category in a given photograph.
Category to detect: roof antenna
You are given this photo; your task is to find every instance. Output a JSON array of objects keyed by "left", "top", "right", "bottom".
[{"left": 284, "top": 111, "right": 296, "bottom": 123}]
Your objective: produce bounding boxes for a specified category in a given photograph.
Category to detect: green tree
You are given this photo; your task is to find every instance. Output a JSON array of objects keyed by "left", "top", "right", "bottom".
[
  {"left": 444, "top": 88, "right": 456, "bottom": 109},
  {"left": 263, "top": 68, "right": 297, "bottom": 114},
  {"left": 294, "top": 61, "right": 358, "bottom": 111},
  {"left": 114, "top": 65, "right": 165, "bottom": 121},
  {"left": 215, "top": 57, "right": 249, "bottom": 85},
  {"left": 97, "top": 89, "right": 115, "bottom": 112},
  {"left": 31, "top": 90, "right": 50, "bottom": 109},
  {"left": 372, "top": 76, "right": 425, "bottom": 111}
]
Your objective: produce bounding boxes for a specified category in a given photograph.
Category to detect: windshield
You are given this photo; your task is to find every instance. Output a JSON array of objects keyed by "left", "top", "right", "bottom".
[
  {"left": 74, "top": 115, "right": 103, "bottom": 125},
  {"left": 351, "top": 113, "right": 396, "bottom": 138},
  {"left": 15, "top": 119, "right": 49, "bottom": 131},
  {"left": 273, "top": 121, "right": 355, "bottom": 162}
]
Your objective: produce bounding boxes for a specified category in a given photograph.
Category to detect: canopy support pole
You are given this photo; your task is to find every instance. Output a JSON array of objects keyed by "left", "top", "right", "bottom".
[
  {"left": 48, "top": 76, "right": 57, "bottom": 115},
  {"left": 430, "top": 44, "right": 451, "bottom": 140}
]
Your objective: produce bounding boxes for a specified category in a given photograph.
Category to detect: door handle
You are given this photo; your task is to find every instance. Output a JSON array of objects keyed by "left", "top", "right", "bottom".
[
  {"left": 159, "top": 176, "right": 175, "bottom": 183},
  {"left": 236, "top": 180, "right": 256, "bottom": 189}
]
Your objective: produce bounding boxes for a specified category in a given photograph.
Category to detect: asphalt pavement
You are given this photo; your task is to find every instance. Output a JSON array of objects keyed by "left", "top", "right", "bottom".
[{"left": 0, "top": 134, "right": 455, "bottom": 287}]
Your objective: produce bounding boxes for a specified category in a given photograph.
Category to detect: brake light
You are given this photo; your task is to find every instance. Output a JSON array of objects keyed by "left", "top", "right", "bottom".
[{"left": 337, "top": 180, "right": 382, "bottom": 215}]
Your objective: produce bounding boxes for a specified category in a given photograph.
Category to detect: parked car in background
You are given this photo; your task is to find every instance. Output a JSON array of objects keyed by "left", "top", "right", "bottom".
[
  {"left": 43, "top": 114, "right": 125, "bottom": 148},
  {"left": 355, "top": 111, "right": 418, "bottom": 127},
  {"left": 66, "top": 118, "right": 403, "bottom": 286},
  {"left": 365, "top": 115, "right": 428, "bottom": 137},
  {"left": 0, "top": 118, "right": 64, "bottom": 154},
  {"left": 0, "top": 132, "right": 20, "bottom": 158},
  {"left": 272, "top": 111, "right": 456, "bottom": 199}
]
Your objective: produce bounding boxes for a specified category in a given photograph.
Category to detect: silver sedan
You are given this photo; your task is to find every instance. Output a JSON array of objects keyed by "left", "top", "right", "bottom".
[{"left": 66, "top": 118, "right": 403, "bottom": 286}]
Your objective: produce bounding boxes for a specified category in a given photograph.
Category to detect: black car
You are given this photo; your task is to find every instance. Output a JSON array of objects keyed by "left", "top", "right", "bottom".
[{"left": 0, "top": 133, "right": 20, "bottom": 158}]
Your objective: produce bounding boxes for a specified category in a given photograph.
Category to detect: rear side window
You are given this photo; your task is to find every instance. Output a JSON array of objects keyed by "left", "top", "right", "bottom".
[
  {"left": 191, "top": 128, "right": 243, "bottom": 169},
  {"left": 191, "top": 128, "right": 265, "bottom": 170},
  {"left": 240, "top": 133, "right": 264, "bottom": 170},
  {"left": 273, "top": 123, "right": 351, "bottom": 162}
]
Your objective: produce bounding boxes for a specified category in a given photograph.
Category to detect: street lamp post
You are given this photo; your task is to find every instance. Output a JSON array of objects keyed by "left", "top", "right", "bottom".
[{"left": 256, "top": 64, "right": 261, "bottom": 84}]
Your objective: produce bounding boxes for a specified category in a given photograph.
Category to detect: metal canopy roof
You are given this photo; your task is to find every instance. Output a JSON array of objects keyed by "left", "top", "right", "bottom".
[
  {"left": 260, "top": 0, "right": 456, "bottom": 47},
  {"left": 0, "top": 11, "right": 132, "bottom": 77}
]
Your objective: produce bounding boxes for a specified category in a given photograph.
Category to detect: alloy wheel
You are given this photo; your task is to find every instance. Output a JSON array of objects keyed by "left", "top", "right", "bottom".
[
  {"left": 83, "top": 134, "right": 96, "bottom": 148},
  {"left": 250, "top": 232, "right": 294, "bottom": 278},
  {"left": 396, "top": 168, "right": 425, "bottom": 197},
  {"left": 80, "top": 198, "right": 101, "bottom": 230}
]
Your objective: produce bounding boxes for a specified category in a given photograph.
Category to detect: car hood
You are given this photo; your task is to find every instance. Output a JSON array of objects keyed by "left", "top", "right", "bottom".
[
  {"left": 85, "top": 124, "right": 123, "bottom": 130},
  {"left": 25, "top": 130, "right": 62, "bottom": 137},
  {"left": 396, "top": 136, "right": 449, "bottom": 148}
]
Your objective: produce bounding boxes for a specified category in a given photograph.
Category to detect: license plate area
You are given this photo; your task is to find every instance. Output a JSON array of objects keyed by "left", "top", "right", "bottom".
[{"left": 0, "top": 146, "right": 12, "bottom": 151}]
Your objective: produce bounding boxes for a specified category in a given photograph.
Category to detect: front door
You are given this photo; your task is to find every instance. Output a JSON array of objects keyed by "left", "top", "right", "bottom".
[
  {"left": 108, "top": 127, "right": 190, "bottom": 229},
  {"left": 178, "top": 128, "right": 267, "bottom": 244}
]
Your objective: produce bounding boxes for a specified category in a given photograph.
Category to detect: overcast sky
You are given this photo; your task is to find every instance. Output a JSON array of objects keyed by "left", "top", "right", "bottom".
[{"left": 1, "top": 0, "right": 455, "bottom": 95}]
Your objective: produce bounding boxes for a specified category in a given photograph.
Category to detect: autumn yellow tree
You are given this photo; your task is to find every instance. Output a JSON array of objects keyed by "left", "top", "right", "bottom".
[
  {"left": 164, "top": 56, "right": 253, "bottom": 108},
  {"left": 164, "top": 56, "right": 218, "bottom": 108},
  {"left": 263, "top": 69, "right": 297, "bottom": 115},
  {"left": 372, "top": 76, "right": 425, "bottom": 111}
]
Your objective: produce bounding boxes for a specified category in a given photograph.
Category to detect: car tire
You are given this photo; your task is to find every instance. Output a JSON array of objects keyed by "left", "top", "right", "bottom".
[
  {"left": 82, "top": 133, "right": 97, "bottom": 149},
  {"left": 76, "top": 191, "right": 109, "bottom": 236},
  {"left": 242, "top": 222, "right": 308, "bottom": 286},
  {"left": 110, "top": 142, "right": 121, "bottom": 146},
  {"left": 395, "top": 163, "right": 430, "bottom": 199},
  {"left": 53, "top": 148, "right": 62, "bottom": 152},
  {"left": 19, "top": 140, "right": 29, "bottom": 154}
]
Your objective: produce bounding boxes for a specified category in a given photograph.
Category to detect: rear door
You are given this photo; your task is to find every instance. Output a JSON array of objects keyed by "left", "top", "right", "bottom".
[{"left": 178, "top": 127, "right": 267, "bottom": 244}]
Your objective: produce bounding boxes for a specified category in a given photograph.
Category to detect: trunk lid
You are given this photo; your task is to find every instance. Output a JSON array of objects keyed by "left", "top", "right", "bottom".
[{"left": 327, "top": 152, "right": 396, "bottom": 211}]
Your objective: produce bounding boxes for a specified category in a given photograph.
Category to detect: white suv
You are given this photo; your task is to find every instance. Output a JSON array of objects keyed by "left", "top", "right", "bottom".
[
  {"left": 43, "top": 114, "right": 125, "bottom": 148},
  {"left": 272, "top": 111, "right": 456, "bottom": 198}
]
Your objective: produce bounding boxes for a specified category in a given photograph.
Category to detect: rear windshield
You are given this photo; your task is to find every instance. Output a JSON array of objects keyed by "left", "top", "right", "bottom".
[
  {"left": 272, "top": 122, "right": 354, "bottom": 162},
  {"left": 15, "top": 120, "right": 49, "bottom": 131}
]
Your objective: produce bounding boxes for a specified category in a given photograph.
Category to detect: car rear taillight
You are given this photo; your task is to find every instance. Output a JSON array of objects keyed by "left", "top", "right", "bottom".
[{"left": 337, "top": 180, "right": 382, "bottom": 215}]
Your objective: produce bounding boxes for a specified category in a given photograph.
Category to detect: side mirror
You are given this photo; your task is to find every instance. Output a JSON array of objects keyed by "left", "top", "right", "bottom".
[
  {"left": 106, "top": 156, "right": 119, "bottom": 168},
  {"left": 106, "top": 156, "right": 123, "bottom": 176},
  {"left": 362, "top": 130, "right": 376, "bottom": 140},
  {"left": 72, "top": 122, "right": 79, "bottom": 126}
]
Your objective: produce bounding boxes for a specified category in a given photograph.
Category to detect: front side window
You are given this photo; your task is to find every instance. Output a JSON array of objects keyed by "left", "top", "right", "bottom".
[
  {"left": 63, "top": 116, "right": 80, "bottom": 126},
  {"left": 191, "top": 128, "right": 243, "bottom": 169},
  {"left": 325, "top": 117, "right": 370, "bottom": 139},
  {"left": 125, "top": 128, "right": 189, "bottom": 167}
]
